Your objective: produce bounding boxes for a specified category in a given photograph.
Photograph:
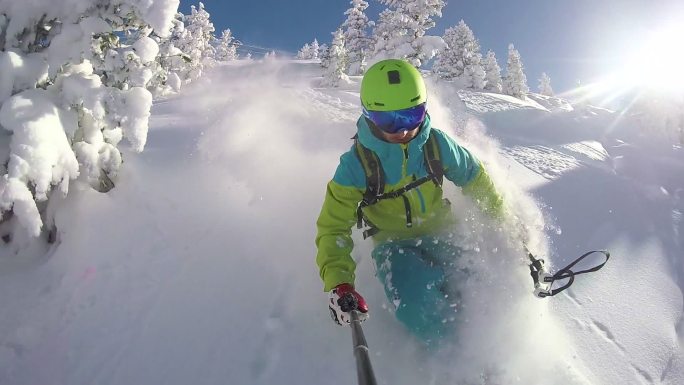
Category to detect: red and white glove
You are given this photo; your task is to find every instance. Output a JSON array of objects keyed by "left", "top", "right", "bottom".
[{"left": 328, "top": 283, "right": 369, "bottom": 326}]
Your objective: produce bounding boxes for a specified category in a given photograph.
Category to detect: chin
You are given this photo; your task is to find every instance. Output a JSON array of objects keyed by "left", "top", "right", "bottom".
[{"left": 392, "top": 138, "right": 413, "bottom": 144}]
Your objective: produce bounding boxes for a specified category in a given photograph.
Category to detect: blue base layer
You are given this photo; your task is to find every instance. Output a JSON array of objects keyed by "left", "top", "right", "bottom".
[{"left": 372, "top": 236, "right": 468, "bottom": 346}]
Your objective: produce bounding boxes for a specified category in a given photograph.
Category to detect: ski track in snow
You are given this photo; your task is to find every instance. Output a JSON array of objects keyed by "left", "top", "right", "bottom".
[
  {"left": 0, "top": 60, "right": 682, "bottom": 385},
  {"left": 458, "top": 89, "right": 550, "bottom": 113},
  {"left": 562, "top": 141, "right": 609, "bottom": 161},
  {"left": 502, "top": 145, "right": 583, "bottom": 179},
  {"left": 588, "top": 319, "right": 627, "bottom": 353}
]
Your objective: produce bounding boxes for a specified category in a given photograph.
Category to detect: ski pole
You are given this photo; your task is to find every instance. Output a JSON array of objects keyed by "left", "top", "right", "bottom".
[
  {"left": 527, "top": 249, "right": 610, "bottom": 297},
  {"left": 349, "top": 310, "right": 378, "bottom": 385}
]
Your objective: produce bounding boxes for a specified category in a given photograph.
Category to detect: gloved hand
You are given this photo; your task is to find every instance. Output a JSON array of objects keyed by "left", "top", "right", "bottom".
[{"left": 328, "top": 283, "right": 369, "bottom": 325}]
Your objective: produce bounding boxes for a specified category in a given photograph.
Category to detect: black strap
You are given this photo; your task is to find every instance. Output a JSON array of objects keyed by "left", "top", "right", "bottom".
[
  {"left": 401, "top": 195, "right": 412, "bottom": 228},
  {"left": 529, "top": 250, "right": 610, "bottom": 297},
  {"left": 423, "top": 134, "right": 444, "bottom": 187},
  {"left": 354, "top": 137, "right": 384, "bottom": 206},
  {"left": 354, "top": 137, "right": 382, "bottom": 231},
  {"left": 362, "top": 174, "right": 435, "bottom": 203}
]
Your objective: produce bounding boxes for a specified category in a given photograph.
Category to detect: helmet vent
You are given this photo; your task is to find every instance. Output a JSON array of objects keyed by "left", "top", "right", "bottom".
[
  {"left": 387, "top": 70, "right": 401, "bottom": 84},
  {"left": 410, "top": 96, "right": 421, "bottom": 102}
]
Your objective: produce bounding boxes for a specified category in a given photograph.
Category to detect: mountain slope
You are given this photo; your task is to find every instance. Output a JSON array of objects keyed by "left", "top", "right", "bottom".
[{"left": 0, "top": 60, "right": 681, "bottom": 385}]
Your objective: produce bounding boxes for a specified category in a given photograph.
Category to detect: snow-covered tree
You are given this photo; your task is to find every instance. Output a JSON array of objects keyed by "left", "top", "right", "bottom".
[
  {"left": 0, "top": 0, "right": 179, "bottom": 239},
  {"left": 538, "top": 72, "right": 554, "bottom": 96},
  {"left": 310, "top": 39, "right": 320, "bottom": 60},
  {"left": 215, "top": 29, "right": 239, "bottom": 62},
  {"left": 483, "top": 50, "right": 502, "bottom": 92},
  {"left": 342, "top": 0, "right": 374, "bottom": 75},
  {"left": 464, "top": 53, "right": 486, "bottom": 90},
  {"left": 264, "top": 51, "right": 277, "bottom": 60},
  {"left": 296, "top": 39, "right": 320, "bottom": 60},
  {"left": 503, "top": 44, "right": 529, "bottom": 98},
  {"left": 319, "top": 43, "right": 331, "bottom": 69},
  {"left": 433, "top": 20, "right": 482, "bottom": 81},
  {"left": 175, "top": 2, "right": 215, "bottom": 81},
  {"left": 432, "top": 26, "right": 460, "bottom": 79},
  {"left": 94, "top": 27, "right": 161, "bottom": 90},
  {"left": 149, "top": 13, "right": 190, "bottom": 95},
  {"left": 321, "top": 29, "right": 349, "bottom": 87},
  {"left": 296, "top": 43, "right": 312, "bottom": 59},
  {"left": 371, "top": 0, "right": 447, "bottom": 68}
]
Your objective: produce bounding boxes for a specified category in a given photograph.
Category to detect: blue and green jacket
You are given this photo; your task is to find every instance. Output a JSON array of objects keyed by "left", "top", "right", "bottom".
[{"left": 316, "top": 114, "right": 504, "bottom": 291}]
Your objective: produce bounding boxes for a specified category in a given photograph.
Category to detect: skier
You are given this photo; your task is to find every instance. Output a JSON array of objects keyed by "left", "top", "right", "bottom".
[{"left": 316, "top": 59, "right": 506, "bottom": 344}]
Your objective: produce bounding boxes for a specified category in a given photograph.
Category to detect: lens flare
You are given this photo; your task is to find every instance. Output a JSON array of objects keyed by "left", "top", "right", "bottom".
[{"left": 615, "top": 23, "right": 684, "bottom": 94}]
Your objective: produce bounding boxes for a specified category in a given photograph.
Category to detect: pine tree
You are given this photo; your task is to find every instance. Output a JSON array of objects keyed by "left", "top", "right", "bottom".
[
  {"left": 176, "top": 2, "right": 216, "bottom": 80},
  {"left": 296, "top": 39, "right": 320, "bottom": 60},
  {"left": 0, "top": 0, "right": 179, "bottom": 237},
  {"left": 151, "top": 13, "right": 190, "bottom": 94},
  {"left": 321, "top": 29, "right": 349, "bottom": 87},
  {"left": 538, "top": 72, "right": 554, "bottom": 96},
  {"left": 370, "top": 8, "right": 398, "bottom": 60},
  {"left": 483, "top": 50, "right": 503, "bottom": 92},
  {"left": 371, "top": 0, "right": 446, "bottom": 67},
  {"left": 464, "top": 53, "right": 486, "bottom": 89},
  {"left": 432, "top": 26, "right": 460, "bottom": 79},
  {"left": 433, "top": 20, "right": 482, "bottom": 81},
  {"left": 215, "top": 29, "right": 239, "bottom": 62},
  {"left": 90, "top": 26, "right": 161, "bottom": 91},
  {"left": 319, "top": 44, "right": 331, "bottom": 69},
  {"left": 503, "top": 44, "right": 529, "bottom": 98},
  {"left": 342, "top": 0, "right": 374, "bottom": 75},
  {"left": 296, "top": 43, "right": 313, "bottom": 59},
  {"left": 310, "top": 39, "right": 320, "bottom": 60}
]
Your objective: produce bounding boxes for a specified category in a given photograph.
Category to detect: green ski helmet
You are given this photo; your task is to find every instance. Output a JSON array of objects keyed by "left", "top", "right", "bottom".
[{"left": 360, "top": 59, "right": 427, "bottom": 112}]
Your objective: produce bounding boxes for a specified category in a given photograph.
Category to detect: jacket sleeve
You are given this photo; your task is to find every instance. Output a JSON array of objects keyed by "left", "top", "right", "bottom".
[
  {"left": 434, "top": 129, "right": 505, "bottom": 219},
  {"left": 315, "top": 176, "right": 364, "bottom": 292},
  {"left": 461, "top": 164, "right": 505, "bottom": 219}
]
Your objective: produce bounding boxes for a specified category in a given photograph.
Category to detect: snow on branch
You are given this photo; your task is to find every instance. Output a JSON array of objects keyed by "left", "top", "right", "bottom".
[
  {"left": 370, "top": 0, "right": 447, "bottom": 68},
  {"left": 0, "top": 0, "right": 204, "bottom": 238}
]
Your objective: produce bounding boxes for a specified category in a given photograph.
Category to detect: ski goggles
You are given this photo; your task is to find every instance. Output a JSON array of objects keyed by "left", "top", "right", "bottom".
[{"left": 363, "top": 103, "right": 427, "bottom": 134}]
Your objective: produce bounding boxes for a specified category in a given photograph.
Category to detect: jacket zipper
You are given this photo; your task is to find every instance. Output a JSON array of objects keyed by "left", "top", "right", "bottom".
[{"left": 401, "top": 144, "right": 409, "bottom": 178}]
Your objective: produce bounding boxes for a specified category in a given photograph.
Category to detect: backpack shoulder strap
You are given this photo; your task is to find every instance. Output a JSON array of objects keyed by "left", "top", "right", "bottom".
[
  {"left": 423, "top": 132, "right": 444, "bottom": 186},
  {"left": 353, "top": 135, "right": 385, "bottom": 204},
  {"left": 352, "top": 136, "right": 385, "bottom": 238}
]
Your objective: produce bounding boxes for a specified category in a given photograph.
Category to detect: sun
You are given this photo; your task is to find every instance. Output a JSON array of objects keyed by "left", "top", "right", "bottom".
[
  {"left": 559, "top": 22, "right": 684, "bottom": 107},
  {"left": 615, "top": 23, "right": 684, "bottom": 94}
]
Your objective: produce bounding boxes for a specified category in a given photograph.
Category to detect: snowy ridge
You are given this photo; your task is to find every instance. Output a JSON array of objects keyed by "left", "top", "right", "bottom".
[{"left": 0, "top": 60, "right": 682, "bottom": 385}]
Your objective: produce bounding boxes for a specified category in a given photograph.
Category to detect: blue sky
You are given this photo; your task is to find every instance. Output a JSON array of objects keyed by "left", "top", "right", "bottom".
[{"left": 181, "top": 1, "right": 684, "bottom": 94}]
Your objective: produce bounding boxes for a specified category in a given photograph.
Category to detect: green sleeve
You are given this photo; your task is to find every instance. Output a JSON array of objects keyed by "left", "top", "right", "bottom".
[
  {"left": 315, "top": 180, "right": 364, "bottom": 291},
  {"left": 432, "top": 129, "right": 505, "bottom": 219},
  {"left": 462, "top": 162, "right": 506, "bottom": 219}
]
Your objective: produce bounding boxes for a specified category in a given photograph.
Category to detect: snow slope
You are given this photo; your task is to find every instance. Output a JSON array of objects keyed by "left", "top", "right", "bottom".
[{"left": 0, "top": 60, "right": 682, "bottom": 385}]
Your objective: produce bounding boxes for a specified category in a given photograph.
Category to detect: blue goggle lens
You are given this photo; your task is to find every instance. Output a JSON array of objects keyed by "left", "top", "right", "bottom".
[{"left": 363, "top": 103, "right": 427, "bottom": 134}]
